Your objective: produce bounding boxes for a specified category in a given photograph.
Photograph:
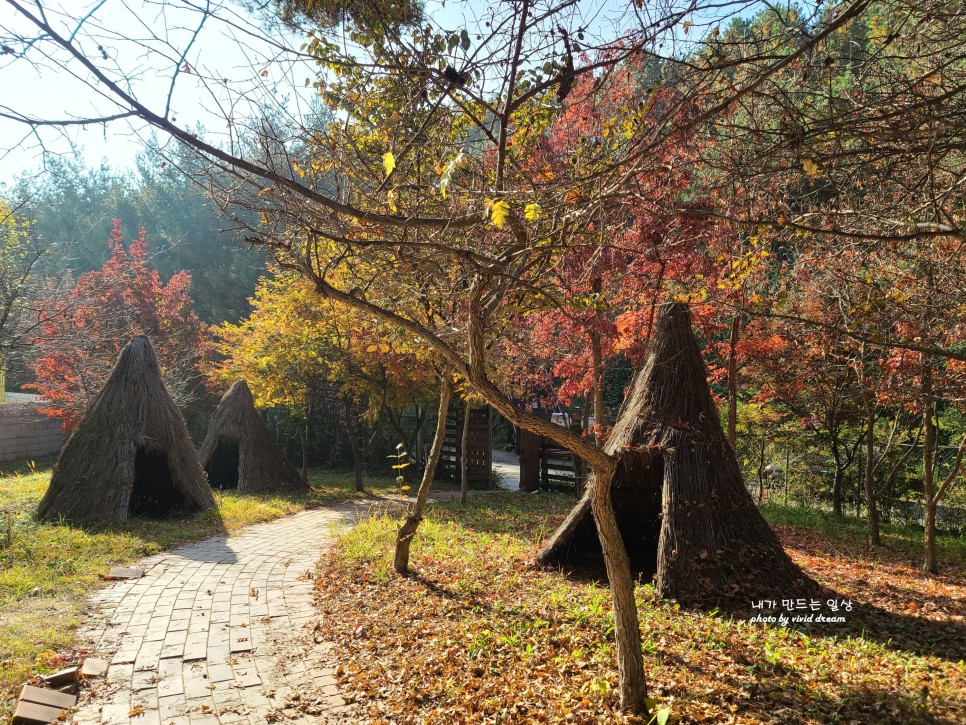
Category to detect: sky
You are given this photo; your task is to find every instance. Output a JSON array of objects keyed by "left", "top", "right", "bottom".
[
  {"left": 0, "top": 0, "right": 317, "bottom": 178},
  {"left": 0, "top": 0, "right": 707, "bottom": 181}
]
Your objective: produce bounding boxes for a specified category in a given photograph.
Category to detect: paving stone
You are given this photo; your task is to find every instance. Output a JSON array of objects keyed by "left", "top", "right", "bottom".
[
  {"left": 67, "top": 507, "right": 364, "bottom": 724},
  {"left": 132, "top": 669, "right": 159, "bottom": 691},
  {"left": 233, "top": 670, "right": 262, "bottom": 688},
  {"left": 205, "top": 664, "right": 234, "bottom": 683},
  {"left": 107, "top": 567, "right": 143, "bottom": 579},
  {"left": 98, "top": 702, "right": 132, "bottom": 724},
  {"left": 12, "top": 699, "right": 68, "bottom": 724},
  {"left": 107, "top": 663, "right": 134, "bottom": 683},
  {"left": 109, "top": 650, "right": 137, "bottom": 666}
]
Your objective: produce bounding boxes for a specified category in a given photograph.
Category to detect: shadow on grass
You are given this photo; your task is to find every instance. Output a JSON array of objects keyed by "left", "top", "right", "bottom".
[
  {"left": 427, "top": 493, "right": 966, "bottom": 664},
  {"left": 728, "top": 677, "right": 951, "bottom": 725},
  {"left": 554, "top": 556, "right": 966, "bottom": 663},
  {"left": 382, "top": 552, "right": 962, "bottom": 725},
  {"left": 782, "top": 598, "right": 966, "bottom": 663}
]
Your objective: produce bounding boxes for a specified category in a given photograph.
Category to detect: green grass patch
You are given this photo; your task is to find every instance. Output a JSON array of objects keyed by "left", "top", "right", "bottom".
[
  {"left": 760, "top": 502, "right": 966, "bottom": 567},
  {"left": 316, "top": 492, "right": 965, "bottom": 724},
  {"left": 0, "top": 458, "right": 399, "bottom": 718}
]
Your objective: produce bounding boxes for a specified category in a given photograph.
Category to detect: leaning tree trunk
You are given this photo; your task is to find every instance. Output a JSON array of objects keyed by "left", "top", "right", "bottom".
[
  {"left": 394, "top": 374, "right": 453, "bottom": 575},
  {"left": 539, "top": 302, "right": 816, "bottom": 608},
  {"left": 588, "top": 463, "right": 648, "bottom": 714}
]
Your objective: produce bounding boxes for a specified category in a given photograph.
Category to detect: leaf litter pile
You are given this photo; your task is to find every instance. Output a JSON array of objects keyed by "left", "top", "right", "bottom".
[{"left": 313, "top": 493, "right": 965, "bottom": 724}]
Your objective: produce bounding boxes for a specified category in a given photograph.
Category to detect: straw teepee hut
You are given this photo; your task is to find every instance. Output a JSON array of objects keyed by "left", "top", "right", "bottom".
[
  {"left": 199, "top": 380, "right": 306, "bottom": 493},
  {"left": 537, "top": 302, "right": 816, "bottom": 606},
  {"left": 37, "top": 335, "right": 215, "bottom": 525}
]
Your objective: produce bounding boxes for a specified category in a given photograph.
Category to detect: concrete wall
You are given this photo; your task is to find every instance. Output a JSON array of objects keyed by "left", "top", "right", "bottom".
[{"left": 0, "top": 402, "right": 63, "bottom": 462}]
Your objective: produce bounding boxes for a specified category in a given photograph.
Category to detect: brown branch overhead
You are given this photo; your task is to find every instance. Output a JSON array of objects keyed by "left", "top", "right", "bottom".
[
  {"left": 3, "top": 0, "right": 484, "bottom": 231},
  {"left": 0, "top": 108, "right": 139, "bottom": 126},
  {"left": 612, "top": 0, "right": 876, "bottom": 181},
  {"left": 680, "top": 207, "right": 966, "bottom": 243},
  {"left": 298, "top": 265, "right": 614, "bottom": 471}
]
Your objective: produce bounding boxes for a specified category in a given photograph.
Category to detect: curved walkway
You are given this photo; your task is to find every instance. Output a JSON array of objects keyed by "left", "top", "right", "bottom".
[{"left": 69, "top": 506, "right": 360, "bottom": 724}]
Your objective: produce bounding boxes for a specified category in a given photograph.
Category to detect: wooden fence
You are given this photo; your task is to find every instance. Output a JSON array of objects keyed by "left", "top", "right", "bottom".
[
  {"left": 518, "top": 412, "right": 588, "bottom": 494},
  {"left": 440, "top": 405, "right": 493, "bottom": 485}
]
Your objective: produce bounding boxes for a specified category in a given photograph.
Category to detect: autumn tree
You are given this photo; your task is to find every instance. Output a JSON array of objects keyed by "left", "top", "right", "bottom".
[
  {"left": 499, "top": 63, "right": 726, "bottom": 439},
  {"left": 209, "top": 269, "right": 435, "bottom": 487},
  {"left": 698, "top": 1, "right": 966, "bottom": 361},
  {"left": 29, "top": 220, "right": 205, "bottom": 427},
  {"left": 0, "top": 199, "right": 49, "bottom": 373},
  {"left": 1, "top": 0, "right": 896, "bottom": 713},
  {"left": 10, "top": 152, "right": 266, "bottom": 324}
]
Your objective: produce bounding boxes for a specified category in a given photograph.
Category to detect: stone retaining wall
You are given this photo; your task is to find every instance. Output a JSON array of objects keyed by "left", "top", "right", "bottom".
[{"left": 0, "top": 402, "right": 63, "bottom": 461}]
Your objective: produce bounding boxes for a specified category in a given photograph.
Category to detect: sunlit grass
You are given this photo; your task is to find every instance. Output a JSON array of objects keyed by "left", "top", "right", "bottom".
[{"left": 0, "top": 458, "right": 397, "bottom": 717}]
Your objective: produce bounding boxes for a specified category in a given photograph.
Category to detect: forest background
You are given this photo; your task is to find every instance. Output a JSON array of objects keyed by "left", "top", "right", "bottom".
[{"left": 1, "top": 0, "right": 964, "bottom": 551}]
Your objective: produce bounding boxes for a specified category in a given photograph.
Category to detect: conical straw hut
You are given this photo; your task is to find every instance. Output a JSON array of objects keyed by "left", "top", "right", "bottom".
[
  {"left": 38, "top": 335, "right": 215, "bottom": 524},
  {"left": 538, "top": 302, "right": 816, "bottom": 605},
  {"left": 199, "top": 380, "right": 306, "bottom": 493}
]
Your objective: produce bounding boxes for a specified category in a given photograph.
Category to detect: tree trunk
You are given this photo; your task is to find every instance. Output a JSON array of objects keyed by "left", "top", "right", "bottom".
[
  {"left": 863, "top": 398, "right": 881, "bottom": 545},
  {"left": 342, "top": 399, "right": 366, "bottom": 492},
  {"left": 588, "top": 463, "right": 648, "bottom": 716},
  {"left": 353, "top": 455, "right": 364, "bottom": 492},
  {"left": 394, "top": 374, "right": 453, "bottom": 575},
  {"left": 727, "top": 314, "right": 740, "bottom": 449},
  {"left": 757, "top": 436, "right": 767, "bottom": 503},
  {"left": 591, "top": 327, "right": 605, "bottom": 446},
  {"left": 922, "top": 363, "right": 938, "bottom": 574},
  {"left": 784, "top": 445, "right": 790, "bottom": 506},
  {"left": 591, "top": 276, "right": 606, "bottom": 445},
  {"left": 832, "top": 468, "right": 845, "bottom": 517},
  {"left": 460, "top": 401, "right": 472, "bottom": 505},
  {"left": 301, "top": 414, "right": 310, "bottom": 480},
  {"left": 831, "top": 438, "right": 844, "bottom": 517}
]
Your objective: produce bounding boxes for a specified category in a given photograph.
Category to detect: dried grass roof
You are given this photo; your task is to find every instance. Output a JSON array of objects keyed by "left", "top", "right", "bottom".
[
  {"left": 37, "top": 335, "right": 215, "bottom": 525},
  {"left": 538, "top": 303, "right": 815, "bottom": 605},
  {"left": 199, "top": 380, "right": 306, "bottom": 493}
]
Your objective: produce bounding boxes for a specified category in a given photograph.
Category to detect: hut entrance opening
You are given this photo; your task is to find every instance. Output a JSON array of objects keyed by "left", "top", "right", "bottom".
[
  {"left": 205, "top": 440, "right": 240, "bottom": 490},
  {"left": 549, "top": 453, "right": 664, "bottom": 580},
  {"left": 130, "top": 448, "right": 185, "bottom": 517}
]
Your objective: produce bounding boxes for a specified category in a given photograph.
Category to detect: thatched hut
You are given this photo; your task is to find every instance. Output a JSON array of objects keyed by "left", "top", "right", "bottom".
[
  {"left": 537, "top": 302, "right": 815, "bottom": 606},
  {"left": 199, "top": 380, "right": 306, "bottom": 493},
  {"left": 37, "top": 335, "right": 215, "bottom": 525}
]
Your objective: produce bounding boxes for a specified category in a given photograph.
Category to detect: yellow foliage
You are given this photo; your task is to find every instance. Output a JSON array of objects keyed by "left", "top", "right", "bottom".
[
  {"left": 490, "top": 199, "right": 511, "bottom": 230},
  {"left": 382, "top": 151, "right": 396, "bottom": 177},
  {"left": 208, "top": 267, "right": 435, "bottom": 420}
]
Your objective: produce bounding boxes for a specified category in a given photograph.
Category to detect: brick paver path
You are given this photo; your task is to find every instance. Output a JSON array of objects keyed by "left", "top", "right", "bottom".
[{"left": 69, "top": 507, "right": 359, "bottom": 724}]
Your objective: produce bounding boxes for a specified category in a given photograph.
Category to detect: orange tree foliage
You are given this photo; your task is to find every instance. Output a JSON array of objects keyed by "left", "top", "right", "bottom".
[
  {"left": 29, "top": 219, "right": 205, "bottom": 428},
  {"left": 496, "top": 66, "right": 728, "bottom": 425}
]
